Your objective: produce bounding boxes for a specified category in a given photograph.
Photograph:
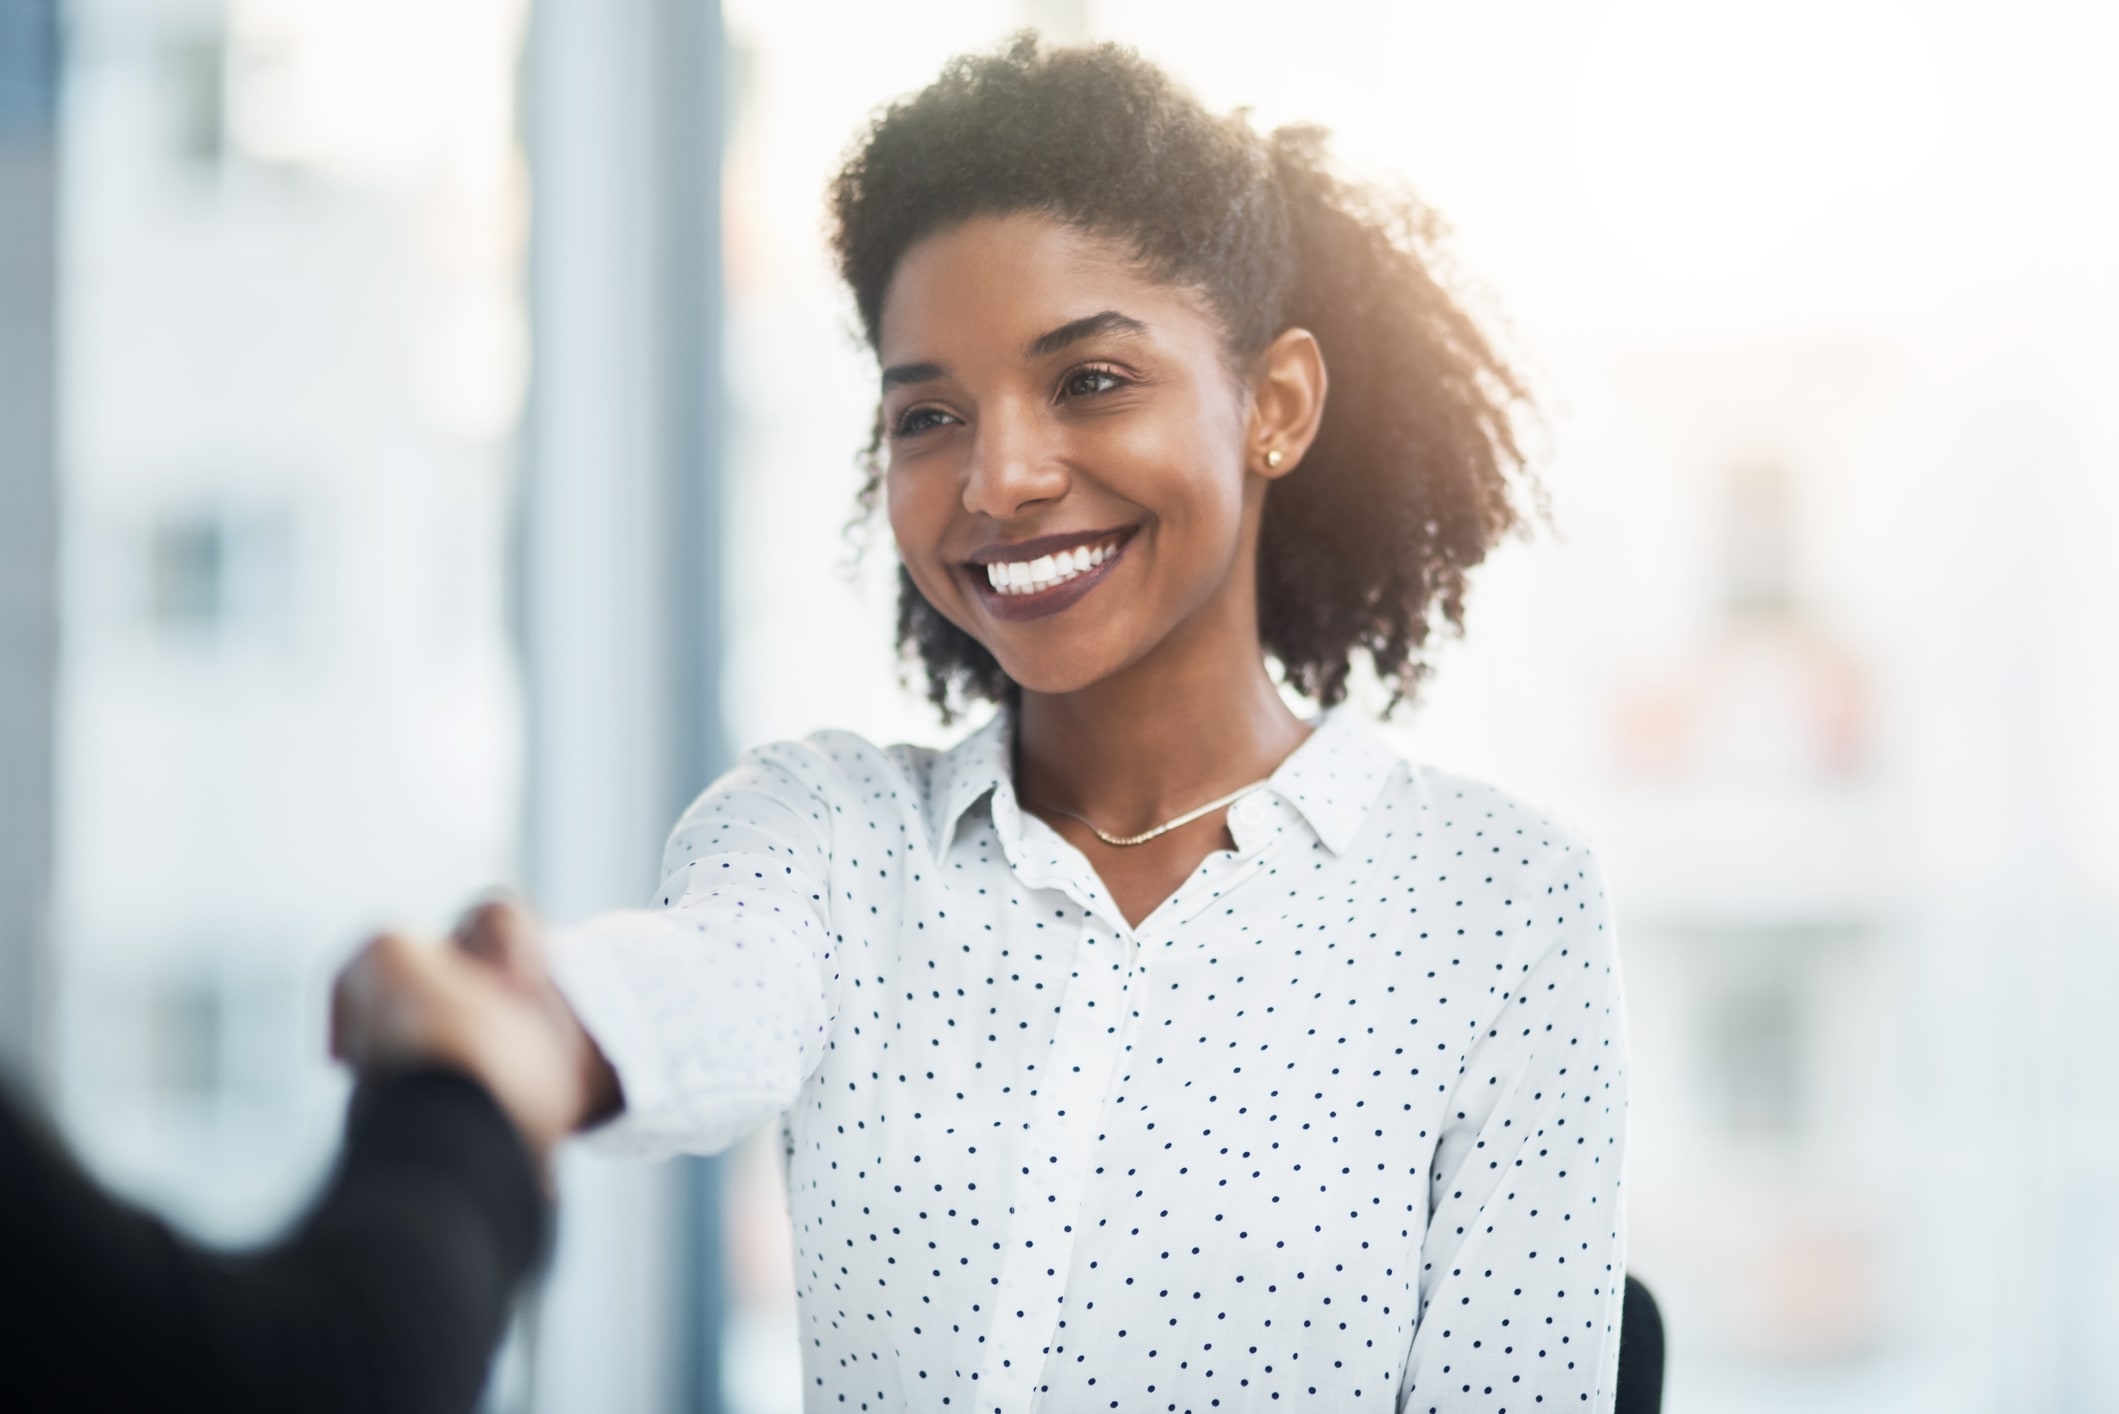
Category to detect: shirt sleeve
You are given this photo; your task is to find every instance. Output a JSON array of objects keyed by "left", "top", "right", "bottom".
[
  {"left": 1400, "top": 839, "right": 1629, "bottom": 1414},
  {"left": 547, "top": 738, "right": 850, "bottom": 1160}
]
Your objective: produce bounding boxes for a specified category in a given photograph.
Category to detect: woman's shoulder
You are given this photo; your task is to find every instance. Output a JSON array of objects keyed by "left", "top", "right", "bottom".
[
  {"left": 1326, "top": 741, "right": 1620, "bottom": 988},
  {"left": 1316, "top": 724, "right": 1603, "bottom": 915},
  {"left": 1310, "top": 709, "right": 1600, "bottom": 866},
  {"left": 1395, "top": 759, "right": 1598, "bottom": 857},
  {"left": 711, "top": 715, "right": 1006, "bottom": 825},
  {"left": 1388, "top": 755, "right": 1613, "bottom": 936}
]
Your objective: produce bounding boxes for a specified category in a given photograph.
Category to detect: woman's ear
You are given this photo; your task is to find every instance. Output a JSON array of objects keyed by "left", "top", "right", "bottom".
[{"left": 1247, "top": 327, "right": 1328, "bottom": 481}]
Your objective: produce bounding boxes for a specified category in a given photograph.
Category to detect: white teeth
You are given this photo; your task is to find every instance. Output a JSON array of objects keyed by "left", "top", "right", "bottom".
[{"left": 980, "top": 537, "right": 1124, "bottom": 595}]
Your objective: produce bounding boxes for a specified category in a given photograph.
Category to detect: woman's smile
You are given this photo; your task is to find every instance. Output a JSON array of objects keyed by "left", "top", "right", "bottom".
[{"left": 965, "top": 526, "right": 1137, "bottom": 621}]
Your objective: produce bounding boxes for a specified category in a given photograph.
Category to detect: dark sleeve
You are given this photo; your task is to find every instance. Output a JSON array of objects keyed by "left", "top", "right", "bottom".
[{"left": 2, "top": 1066, "right": 548, "bottom": 1414}]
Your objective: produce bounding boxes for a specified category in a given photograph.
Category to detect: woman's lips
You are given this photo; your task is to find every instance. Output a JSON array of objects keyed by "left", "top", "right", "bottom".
[{"left": 967, "top": 528, "right": 1134, "bottom": 622}]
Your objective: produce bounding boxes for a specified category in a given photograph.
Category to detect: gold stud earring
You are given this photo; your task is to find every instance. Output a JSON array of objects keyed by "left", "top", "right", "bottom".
[{"left": 1265, "top": 448, "right": 1285, "bottom": 469}]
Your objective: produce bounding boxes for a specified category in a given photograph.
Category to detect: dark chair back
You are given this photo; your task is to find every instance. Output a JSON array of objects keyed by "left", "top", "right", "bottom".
[{"left": 1615, "top": 1275, "right": 1665, "bottom": 1414}]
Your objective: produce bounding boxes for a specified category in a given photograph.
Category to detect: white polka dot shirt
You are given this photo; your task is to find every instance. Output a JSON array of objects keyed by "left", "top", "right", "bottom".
[{"left": 549, "top": 705, "right": 1629, "bottom": 1413}]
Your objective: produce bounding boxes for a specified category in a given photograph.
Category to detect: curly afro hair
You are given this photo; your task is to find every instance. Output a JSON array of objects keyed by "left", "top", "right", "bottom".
[{"left": 830, "top": 33, "right": 1533, "bottom": 720}]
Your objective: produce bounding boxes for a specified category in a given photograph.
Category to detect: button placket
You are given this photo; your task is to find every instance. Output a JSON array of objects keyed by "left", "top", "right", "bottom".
[{"left": 975, "top": 910, "right": 1132, "bottom": 1412}]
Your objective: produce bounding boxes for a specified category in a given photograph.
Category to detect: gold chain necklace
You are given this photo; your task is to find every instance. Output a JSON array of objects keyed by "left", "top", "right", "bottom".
[{"left": 1031, "top": 778, "right": 1272, "bottom": 848}]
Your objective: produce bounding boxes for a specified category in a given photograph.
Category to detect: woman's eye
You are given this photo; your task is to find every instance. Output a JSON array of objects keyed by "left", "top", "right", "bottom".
[
  {"left": 891, "top": 406, "right": 956, "bottom": 438},
  {"left": 1061, "top": 365, "right": 1128, "bottom": 399}
]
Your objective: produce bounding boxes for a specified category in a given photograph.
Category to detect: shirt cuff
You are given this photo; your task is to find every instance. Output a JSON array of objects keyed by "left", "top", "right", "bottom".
[{"left": 546, "top": 910, "right": 688, "bottom": 1157}]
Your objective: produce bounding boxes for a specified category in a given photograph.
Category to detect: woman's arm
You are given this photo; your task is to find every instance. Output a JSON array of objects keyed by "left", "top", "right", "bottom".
[
  {"left": 1400, "top": 841, "right": 1630, "bottom": 1414},
  {"left": 541, "top": 736, "right": 853, "bottom": 1159}
]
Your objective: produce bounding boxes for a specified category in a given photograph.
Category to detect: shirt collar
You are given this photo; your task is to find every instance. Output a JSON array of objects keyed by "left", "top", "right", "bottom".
[
  {"left": 924, "top": 701, "right": 1402, "bottom": 859},
  {"left": 1260, "top": 704, "right": 1402, "bottom": 855},
  {"left": 926, "top": 707, "right": 1013, "bottom": 854}
]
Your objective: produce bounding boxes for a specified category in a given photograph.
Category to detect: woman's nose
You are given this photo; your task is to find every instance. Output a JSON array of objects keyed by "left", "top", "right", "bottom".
[{"left": 960, "top": 403, "right": 1069, "bottom": 520}]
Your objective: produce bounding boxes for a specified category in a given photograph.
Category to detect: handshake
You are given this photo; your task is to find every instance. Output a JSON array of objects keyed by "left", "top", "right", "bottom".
[
  {"left": 330, "top": 900, "right": 623, "bottom": 1161},
  {"left": 12, "top": 896, "right": 634, "bottom": 1410}
]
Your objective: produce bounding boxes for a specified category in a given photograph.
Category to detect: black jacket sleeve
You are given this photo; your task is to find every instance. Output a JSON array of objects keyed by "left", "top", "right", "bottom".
[{"left": 2, "top": 1066, "right": 549, "bottom": 1414}]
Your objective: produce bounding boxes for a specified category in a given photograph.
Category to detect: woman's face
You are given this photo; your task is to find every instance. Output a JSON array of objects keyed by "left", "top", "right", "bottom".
[{"left": 878, "top": 213, "right": 1267, "bottom": 698}]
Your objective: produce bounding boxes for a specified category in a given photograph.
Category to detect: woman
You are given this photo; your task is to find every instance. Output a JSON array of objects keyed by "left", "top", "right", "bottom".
[{"left": 481, "top": 36, "right": 1623, "bottom": 1413}]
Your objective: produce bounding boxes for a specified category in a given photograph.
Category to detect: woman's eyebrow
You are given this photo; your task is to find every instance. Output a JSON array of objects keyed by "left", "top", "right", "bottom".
[
  {"left": 880, "top": 359, "right": 947, "bottom": 391},
  {"left": 879, "top": 311, "right": 1148, "bottom": 391},
  {"left": 1025, "top": 310, "right": 1148, "bottom": 359}
]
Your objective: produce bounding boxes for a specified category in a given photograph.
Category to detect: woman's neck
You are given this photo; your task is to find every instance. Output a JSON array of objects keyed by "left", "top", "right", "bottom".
[{"left": 1013, "top": 633, "right": 1310, "bottom": 835}]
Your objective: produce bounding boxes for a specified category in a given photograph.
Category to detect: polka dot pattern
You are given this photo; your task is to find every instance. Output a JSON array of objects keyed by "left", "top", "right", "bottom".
[{"left": 550, "top": 706, "right": 1629, "bottom": 1412}]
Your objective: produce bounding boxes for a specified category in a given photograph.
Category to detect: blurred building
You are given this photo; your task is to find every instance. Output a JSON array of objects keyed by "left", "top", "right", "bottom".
[
  {"left": 0, "top": 0, "right": 61, "bottom": 1084},
  {"left": 49, "top": 0, "right": 524, "bottom": 1244},
  {"left": 1576, "top": 329, "right": 2119, "bottom": 1412},
  {"left": 44, "top": 4, "right": 728, "bottom": 1412}
]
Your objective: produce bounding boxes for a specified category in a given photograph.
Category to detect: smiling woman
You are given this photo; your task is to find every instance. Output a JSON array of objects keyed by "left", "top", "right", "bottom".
[{"left": 334, "top": 30, "right": 1632, "bottom": 1414}]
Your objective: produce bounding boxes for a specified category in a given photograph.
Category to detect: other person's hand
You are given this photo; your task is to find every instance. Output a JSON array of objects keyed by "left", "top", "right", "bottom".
[
  {"left": 449, "top": 899, "right": 623, "bottom": 1131},
  {"left": 330, "top": 900, "right": 619, "bottom": 1158}
]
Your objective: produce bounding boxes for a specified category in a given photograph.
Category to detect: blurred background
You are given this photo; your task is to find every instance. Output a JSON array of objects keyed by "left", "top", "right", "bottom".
[{"left": 2, "top": 0, "right": 2114, "bottom": 1410}]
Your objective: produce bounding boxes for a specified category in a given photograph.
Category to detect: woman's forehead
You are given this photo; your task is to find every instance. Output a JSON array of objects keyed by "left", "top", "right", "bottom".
[{"left": 876, "top": 213, "right": 1211, "bottom": 364}]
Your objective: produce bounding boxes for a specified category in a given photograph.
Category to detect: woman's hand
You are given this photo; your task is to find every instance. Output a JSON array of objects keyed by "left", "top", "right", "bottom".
[
  {"left": 449, "top": 899, "right": 626, "bottom": 1131},
  {"left": 331, "top": 899, "right": 623, "bottom": 1158}
]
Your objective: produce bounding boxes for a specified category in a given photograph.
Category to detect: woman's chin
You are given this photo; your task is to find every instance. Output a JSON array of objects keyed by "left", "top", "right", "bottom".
[
  {"left": 988, "top": 644, "right": 1133, "bottom": 701},
  {"left": 994, "top": 664, "right": 1106, "bottom": 700}
]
